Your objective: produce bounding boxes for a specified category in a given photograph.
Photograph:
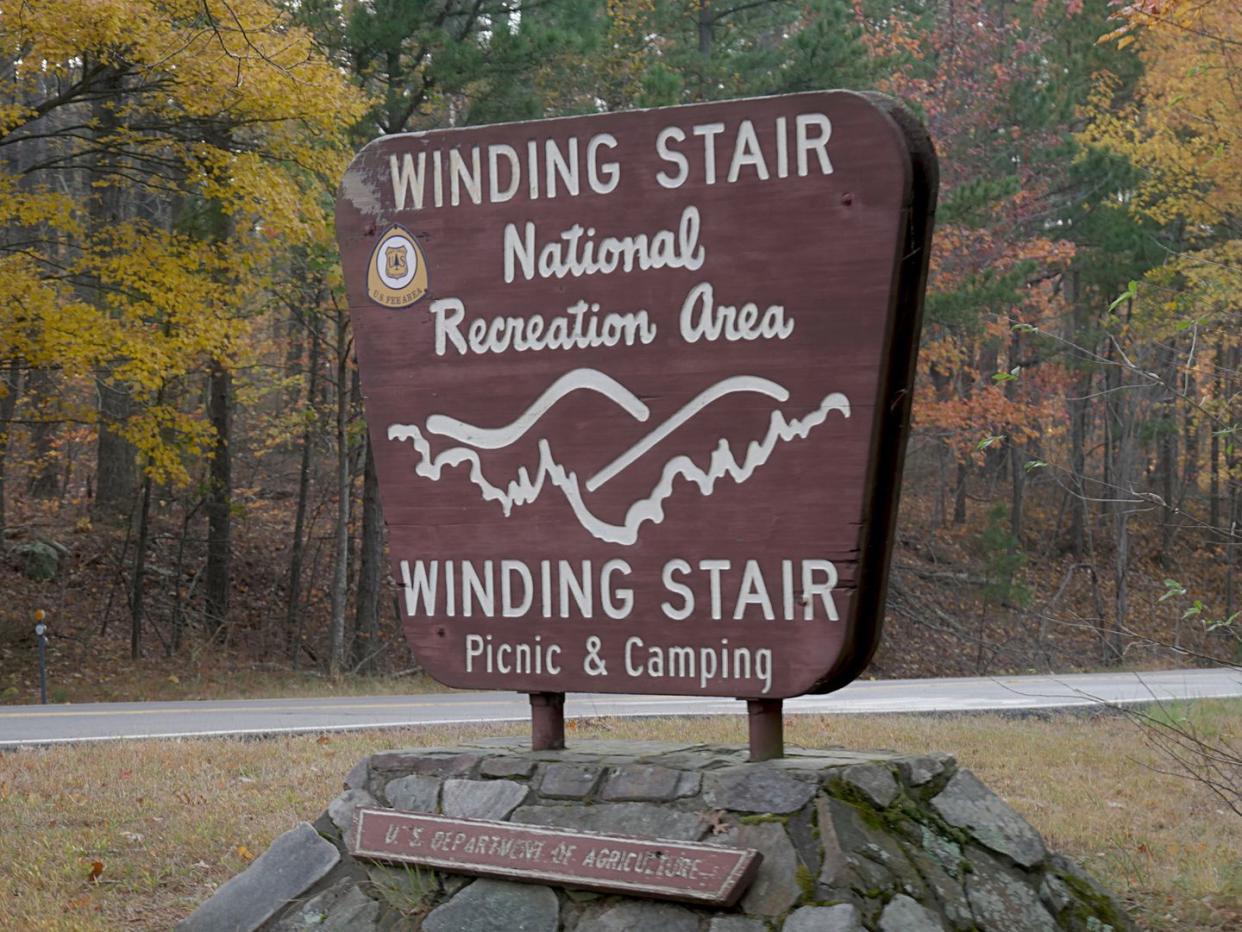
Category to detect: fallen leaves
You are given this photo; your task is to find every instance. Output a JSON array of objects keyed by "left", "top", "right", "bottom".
[{"left": 702, "top": 810, "right": 730, "bottom": 836}]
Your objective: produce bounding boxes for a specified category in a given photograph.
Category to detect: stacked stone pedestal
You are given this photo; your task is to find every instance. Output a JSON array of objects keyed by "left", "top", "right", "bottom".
[{"left": 178, "top": 740, "right": 1134, "bottom": 932}]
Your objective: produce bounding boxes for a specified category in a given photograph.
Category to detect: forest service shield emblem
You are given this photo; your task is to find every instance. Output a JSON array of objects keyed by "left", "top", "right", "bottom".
[{"left": 367, "top": 225, "right": 428, "bottom": 307}]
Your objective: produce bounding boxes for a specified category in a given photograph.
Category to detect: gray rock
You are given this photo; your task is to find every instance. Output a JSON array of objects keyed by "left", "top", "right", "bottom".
[
  {"left": 16, "top": 540, "right": 60, "bottom": 581},
  {"left": 841, "top": 764, "right": 900, "bottom": 808},
  {"left": 177, "top": 822, "right": 339, "bottom": 932},
  {"left": 822, "top": 796, "right": 925, "bottom": 898},
  {"left": 850, "top": 853, "right": 899, "bottom": 896},
  {"left": 906, "top": 847, "right": 973, "bottom": 930},
  {"left": 442, "top": 778, "right": 529, "bottom": 821},
  {"left": 676, "top": 771, "right": 704, "bottom": 797},
  {"left": 897, "top": 753, "right": 955, "bottom": 788},
  {"left": 328, "top": 787, "right": 377, "bottom": 835},
  {"left": 708, "top": 917, "right": 768, "bottom": 932},
  {"left": 481, "top": 757, "right": 536, "bottom": 779},
  {"left": 787, "top": 802, "right": 821, "bottom": 876},
  {"left": 539, "top": 762, "right": 603, "bottom": 798},
  {"left": 370, "top": 751, "right": 481, "bottom": 777},
  {"left": 931, "top": 770, "right": 1047, "bottom": 869},
  {"left": 721, "top": 822, "right": 800, "bottom": 917},
  {"left": 384, "top": 774, "right": 440, "bottom": 812},
  {"left": 564, "top": 739, "right": 701, "bottom": 758},
  {"left": 818, "top": 795, "right": 850, "bottom": 888},
  {"left": 965, "top": 859, "right": 1058, "bottom": 932},
  {"left": 577, "top": 900, "right": 699, "bottom": 932},
  {"left": 344, "top": 757, "right": 371, "bottom": 791},
  {"left": 1047, "top": 854, "right": 1136, "bottom": 931},
  {"left": 272, "top": 883, "right": 379, "bottom": 931},
  {"left": 600, "top": 764, "right": 698, "bottom": 801},
  {"left": 647, "top": 747, "right": 748, "bottom": 770},
  {"left": 422, "top": 879, "right": 558, "bottom": 932},
  {"left": 920, "top": 824, "right": 964, "bottom": 876},
  {"left": 704, "top": 764, "right": 817, "bottom": 813},
  {"left": 785, "top": 904, "right": 864, "bottom": 932},
  {"left": 1040, "top": 873, "right": 1073, "bottom": 914},
  {"left": 879, "top": 894, "right": 945, "bottom": 932},
  {"left": 511, "top": 802, "right": 704, "bottom": 841}
]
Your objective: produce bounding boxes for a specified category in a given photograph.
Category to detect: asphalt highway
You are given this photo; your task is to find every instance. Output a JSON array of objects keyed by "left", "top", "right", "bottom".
[{"left": 0, "top": 667, "right": 1237, "bottom": 747}]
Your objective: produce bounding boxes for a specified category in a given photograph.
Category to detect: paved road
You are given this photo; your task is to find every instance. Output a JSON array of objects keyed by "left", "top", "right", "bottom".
[{"left": 0, "top": 668, "right": 1237, "bottom": 747}]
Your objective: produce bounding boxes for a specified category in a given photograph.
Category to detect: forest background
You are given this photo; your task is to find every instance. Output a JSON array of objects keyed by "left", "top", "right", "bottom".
[{"left": 0, "top": 0, "right": 1237, "bottom": 702}]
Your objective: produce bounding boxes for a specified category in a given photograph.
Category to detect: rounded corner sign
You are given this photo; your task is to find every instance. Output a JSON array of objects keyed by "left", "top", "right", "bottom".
[
  {"left": 336, "top": 91, "right": 937, "bottom": 700},
  {"left": 367, "top": 225, "right": 429, "bottom": 307}
]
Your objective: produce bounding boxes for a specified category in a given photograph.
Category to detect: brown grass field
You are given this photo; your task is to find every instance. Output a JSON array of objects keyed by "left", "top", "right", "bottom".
[{"left": 0, "top": 703, "right": 1238, "bottom": 930}]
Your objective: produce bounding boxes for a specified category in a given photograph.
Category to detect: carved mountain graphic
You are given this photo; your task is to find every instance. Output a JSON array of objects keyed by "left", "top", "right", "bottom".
[{"left": 388, "top": 368, "right": 850, "bottom": 545}]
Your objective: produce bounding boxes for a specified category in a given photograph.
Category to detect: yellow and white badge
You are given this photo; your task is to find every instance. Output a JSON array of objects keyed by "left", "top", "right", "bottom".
[{"left": 367, "top": 225, "right": 428, "bottom": 307}]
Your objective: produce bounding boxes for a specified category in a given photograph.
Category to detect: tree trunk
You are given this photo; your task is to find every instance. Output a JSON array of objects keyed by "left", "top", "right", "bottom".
[
  {"left": 353, "top": 436, "right": 383, "bottom": 674},
  {"left": 95, "top": 370, "right": 137, "bottom": 517},
  {"left": 1066, "top": 274, "right": 1090, "bottom": 556},
  {"left": 953, "top": 460, "right": 968, "bottom": 524},
  {"left": 933, "top": 442, "right": 947, "bottom": 529},
  {"left": 1101, "top": 333, "right": 1121, "bottom": 527},
  {"left": 1179, "top": 367, "right": 1198, "bottom": 514},
  {"left": 130, "top": 469, "right": 154, "bottom": 660},
  {"left": 0, "top": 360, "right": 20, "bottom": 530},
  {"left": 287, "top": 310, "right": 321, "bottom": 663},
  {"left": 1007, "top": 328, "right": 1023, "bottom": 541},
  {"left": 1225, "top": 344, "right": 1238, "bottom": 629},
  {"left": 90, "top": 65, "right": 138, "bottom": 520},
  {"left": 1210, "top": 338, "right": 1224, "bottom": 530},
  {"left": 170, "top": 499, "right": 200, "bottom": 656},
  {"left": 328, "top": 307, "right": 352, "bottom": 677},
  {"left": 204, "top": 360, "right": 232, "bottom": 631},
  {"left": 1067, "top": 376, "right": 1088, "bottom": 555},
  {"left": 1226, "top": 468, "right": 1237, "bottom": 638},
  {"left": 1156, "top": 345, "right": 1177, "bottom": 566},
  {"left": 25, "top": 368, "right": 60, "bottom": 499},
  {"left": 1009, "top": 443, "right": 1024, "bottom": 543},
  {"left": 698, "top": 0, "right": 714, "bottom": 58},
  {"left": 1105, "top": 303, "right": 1136, "bottom": 664}
]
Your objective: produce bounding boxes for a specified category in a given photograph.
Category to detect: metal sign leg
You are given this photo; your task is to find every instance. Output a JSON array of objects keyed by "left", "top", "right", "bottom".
[
  {"left": 530, "top": 692, "right": 566, "bottom": 750},
  {"left": 746, "top": 698, "right": 784, "bottom": 761}
]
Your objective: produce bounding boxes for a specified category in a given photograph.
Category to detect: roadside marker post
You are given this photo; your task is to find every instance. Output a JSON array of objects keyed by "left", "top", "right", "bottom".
[{"left": 34, "top": 609, "right": 48, "bottom": 705}]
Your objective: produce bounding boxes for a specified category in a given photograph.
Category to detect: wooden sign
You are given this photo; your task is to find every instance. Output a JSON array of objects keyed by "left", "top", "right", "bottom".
[
  {"left": 336, "top": 91, "right": 936, "bottom": 699},
  {"left": 348, "top": 808, "right": 761, "bottom": 906}
]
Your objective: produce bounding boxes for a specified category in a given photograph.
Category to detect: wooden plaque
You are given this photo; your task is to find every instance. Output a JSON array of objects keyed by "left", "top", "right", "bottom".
[
  {"left": 348, "top": 808, "right": 761, "bottom": 906},
  {"left": 336, "top": 91, "right": 936, "bottom": 698}
]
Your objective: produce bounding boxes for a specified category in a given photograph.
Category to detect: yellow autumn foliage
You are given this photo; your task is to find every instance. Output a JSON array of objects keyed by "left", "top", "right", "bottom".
[
  {"left": 1081, "top": 0, "right": 1239, "bottom": 345},
  {"left": 1084, "top": 2, "right": 1240, "bottom": 228},
  {"left": 0, "top": 0, "right": 369, "bottom": 485}
]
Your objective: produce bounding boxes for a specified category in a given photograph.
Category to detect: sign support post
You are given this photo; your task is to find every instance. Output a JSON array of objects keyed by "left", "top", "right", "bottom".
[
  {"left": 746, "top": 699, "right": 783, "bottom": 762},
  {"left": 530, "top": 691, "right": 566, "bottom": 750}
]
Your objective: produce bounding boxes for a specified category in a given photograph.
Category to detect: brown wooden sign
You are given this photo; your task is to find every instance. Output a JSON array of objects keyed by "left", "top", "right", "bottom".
[
  {"left": 348, "top": 808, "right": 761, "bottom": 906},
  {"left": 336, "top": 91, "right": 936, "bottom": 698}
]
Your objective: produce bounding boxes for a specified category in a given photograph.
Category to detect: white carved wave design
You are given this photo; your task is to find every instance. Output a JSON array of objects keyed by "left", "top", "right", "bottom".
[{"left": 388, "top": 367, "right": 850, "bottom": 546}]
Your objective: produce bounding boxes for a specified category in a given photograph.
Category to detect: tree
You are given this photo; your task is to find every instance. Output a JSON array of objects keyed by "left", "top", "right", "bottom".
[
  {"left": 0, "top": 0, "right": 366, "bottom": 655},
  {"left": 1080, "top": 0, "right": 1240, "bottom": 644}
]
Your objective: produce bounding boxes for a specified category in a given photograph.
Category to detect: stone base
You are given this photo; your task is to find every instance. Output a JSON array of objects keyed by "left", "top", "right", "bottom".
[{"left": 178, "top": 740, "right": 1135, "bottom": 932}]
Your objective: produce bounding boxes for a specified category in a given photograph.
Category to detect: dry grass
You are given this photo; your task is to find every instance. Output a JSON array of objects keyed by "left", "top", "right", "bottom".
[
  {"left": 1, "top": 704, "right": 1238, "bottom": 931},
  {"left": 1, "top": 653, "right": 451, "bottom": 705}
]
